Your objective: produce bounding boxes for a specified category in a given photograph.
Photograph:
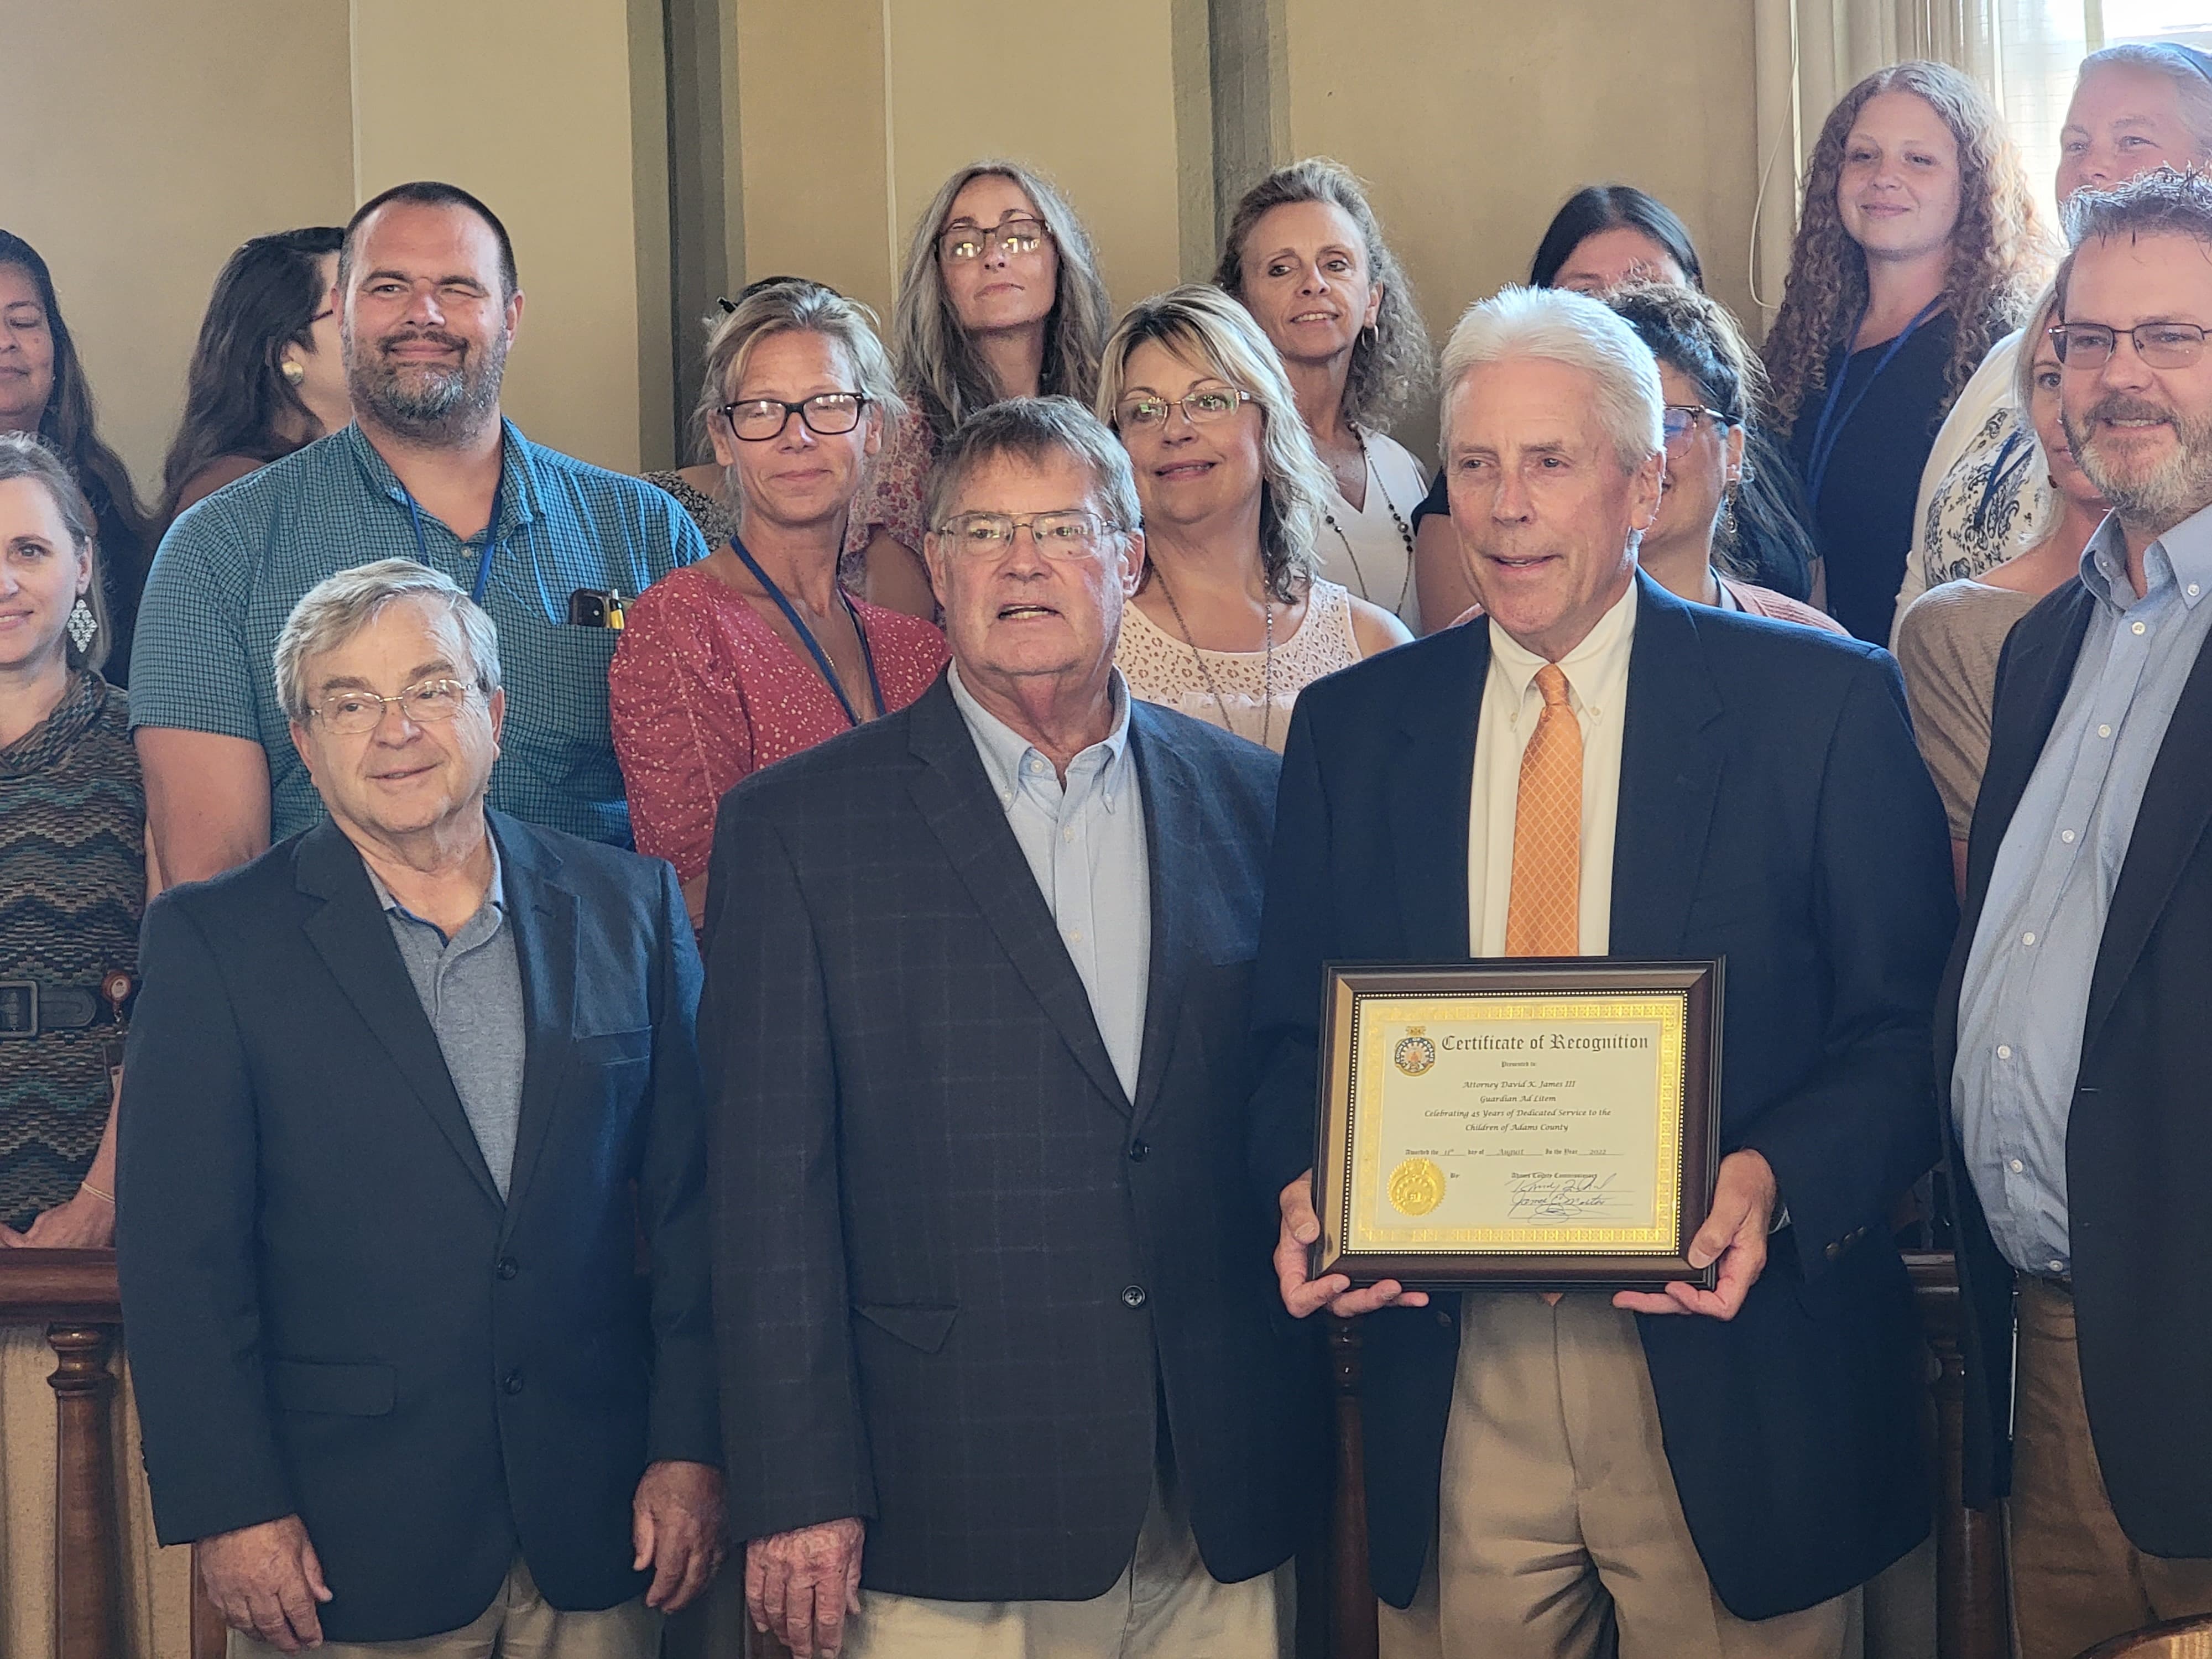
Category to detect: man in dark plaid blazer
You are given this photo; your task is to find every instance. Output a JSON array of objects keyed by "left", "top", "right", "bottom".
[{"left": 701, "top": 398, "right": 1327, "bottom": 1658}]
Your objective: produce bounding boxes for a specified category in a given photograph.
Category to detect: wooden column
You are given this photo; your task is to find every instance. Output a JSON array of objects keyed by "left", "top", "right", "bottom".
[
  {"left": 1908, "top": 1253, "right": 2008, "bottom": 1659},
  {"left": 45, "top": 1322, "right": 123, "bottom": 1659},
  {"left": 1328, "top": 1316, "right": 1379, "bottom": 1659}
]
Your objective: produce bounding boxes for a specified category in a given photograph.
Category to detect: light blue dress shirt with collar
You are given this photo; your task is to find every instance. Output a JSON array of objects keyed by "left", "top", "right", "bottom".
[
  {"left": 948, "top": 662, "right": 1151, "bottom": 1100},
  {"left": 1954, "top": 502, "right": 2212, "bottom": 1275}
]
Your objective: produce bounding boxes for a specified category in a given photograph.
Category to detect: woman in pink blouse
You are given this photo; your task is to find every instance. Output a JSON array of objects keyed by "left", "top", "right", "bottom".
[{"left": 614, "top": 284, "right": 947, "bottom": 924}]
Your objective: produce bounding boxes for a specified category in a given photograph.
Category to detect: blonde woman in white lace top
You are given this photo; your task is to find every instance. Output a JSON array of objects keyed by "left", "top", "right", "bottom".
[{"left": 1098, "top": 287, "right": 1409, "bottom": 752}]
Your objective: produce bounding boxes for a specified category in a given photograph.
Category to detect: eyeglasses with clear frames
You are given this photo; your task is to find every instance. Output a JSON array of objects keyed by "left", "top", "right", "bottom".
[
  {"left": 309, "top": 677, "right": 477, "bottom": 736},
  {"left": 933, "top": 510, "right": 1122, "bottom": 559},
  {"left": 1114, "top": 385, "right": 1255, "bottom": 431},
  {"left": 719, "top": 393, "right": 869, "bottom": 442},
  {"left": 2047, "top": 321, "right": 2208, "bottom": 372},
  {"left": 1661, "top": 404, "right": 1733, "bottom": 446},
  {"left": 938, "top": 217, "right": 1051, "bottom": 264}
]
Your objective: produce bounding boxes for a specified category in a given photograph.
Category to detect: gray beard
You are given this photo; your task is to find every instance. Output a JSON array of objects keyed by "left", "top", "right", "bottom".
[
  {"left": 2070, "top": 403, "right": 2212, "bottom": 539},
  {"left": 347, "top": 339, "right": 505, "bottom": 446}
]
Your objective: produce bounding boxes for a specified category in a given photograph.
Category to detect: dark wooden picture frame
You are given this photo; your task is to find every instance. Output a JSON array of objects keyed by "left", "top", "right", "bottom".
[{"left": 1310, "top": 958, "right": 1723, "bottom": 1290}]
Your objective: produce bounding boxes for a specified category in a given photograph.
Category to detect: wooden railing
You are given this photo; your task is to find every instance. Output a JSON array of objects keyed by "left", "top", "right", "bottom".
[
  {"left": 0, "top": 1249, "right": 226, "bottom": 1659},
  {"left": 2, "top": 1249, "right": 2006, "bottom": 1659}
]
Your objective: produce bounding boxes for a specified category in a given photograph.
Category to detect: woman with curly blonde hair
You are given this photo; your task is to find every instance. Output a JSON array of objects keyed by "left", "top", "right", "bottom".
[
  {"left": 1765, "top": 59, "right": 2048, "bottom": 642},
  {"left": 1217, "top": 159, "right": 1434, "bottom": 629},
  {"left": 1098, "top": 286, "right": 1408, "bottom": 752},
  {"left": 844, "top": 159, "right": 1113, "bottom": 617}
]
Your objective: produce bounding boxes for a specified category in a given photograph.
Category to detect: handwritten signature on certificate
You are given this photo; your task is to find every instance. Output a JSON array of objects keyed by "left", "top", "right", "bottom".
[{"left": 1504, "top": 1169, "right": 1635, "bottom": 1221}]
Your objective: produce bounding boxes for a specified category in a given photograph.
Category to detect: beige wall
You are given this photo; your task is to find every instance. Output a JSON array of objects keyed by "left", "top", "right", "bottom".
[
  {"left": 1280, "top": 0, "right": 1762, "bottom": 466},
  {"left": 20, "top": 0, "right": 1770, "bottom": 499},
  {"left": 13, "top": 0, "right": 672, "bottom": 508},
  {"left": 732, "top": 0, "right": 1201, "bottom": 333},
  {"left": 10, "top": 0, "right": 354, "bottom": 500},
  {"left": 352, "top": 0, "right": 672, "bottom": 472}
]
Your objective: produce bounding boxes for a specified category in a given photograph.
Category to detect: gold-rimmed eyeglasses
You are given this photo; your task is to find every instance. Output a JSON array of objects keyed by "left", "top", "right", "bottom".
[
  {"left": 307, "top": 677, "right": 477, "bottom": 736},
  {"left": 932, "top": 509, "right": 1122, "bottom": 559},
  {"left": 1114, "top": 385, "right": 1255, "bottom": 431}
]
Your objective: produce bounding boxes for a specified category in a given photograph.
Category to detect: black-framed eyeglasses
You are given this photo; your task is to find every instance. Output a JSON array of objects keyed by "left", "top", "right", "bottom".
[
  {"left": 932, "top": 509, "right": 1122, "bottom": 559},
  {"left": 718, "top": 392, "right": 870, "bottom": 442},
  {"left": 307, "top": 677, "right": 477, "bottom": 737},
  {"left": 2048, "top": 320, "right": 2208, "bottom": 371},
  {"left": 938, "top": 217, "right": 1051, "bottom": 264},
  {"left": 1661, "top": 404, "right": 1732, "bottom": 445},
  {"left": 1114, "top": 385, "right": 1255, "bottom": 431}
]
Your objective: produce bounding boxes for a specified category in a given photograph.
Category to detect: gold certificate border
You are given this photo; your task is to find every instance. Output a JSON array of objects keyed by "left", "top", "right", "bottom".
[{"left": 1339, "top": 992, "right": 1688, "bottom": 1255}]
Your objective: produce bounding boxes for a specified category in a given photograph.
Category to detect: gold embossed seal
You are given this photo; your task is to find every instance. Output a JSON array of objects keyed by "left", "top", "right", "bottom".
[{"left": 1388, "top": 1157, "right": 1446, "bottom": 1217}]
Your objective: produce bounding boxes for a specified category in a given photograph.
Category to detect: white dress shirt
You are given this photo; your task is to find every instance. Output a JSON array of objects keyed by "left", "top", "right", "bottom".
[{"left": 1467, "top": 580, "right": 1638, "bottom": 957}]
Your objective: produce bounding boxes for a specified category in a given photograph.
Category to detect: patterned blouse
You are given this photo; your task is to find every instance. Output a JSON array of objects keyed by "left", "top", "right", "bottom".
[
  {"left": 844, "top": 409, "right": 937, "bottom": 557},
  {"left": 0, "top": 674, "right": 144, "bottom": 1231},
  {"left": 608, "top": 564, "right": 950, "bottom": 883},
  {"left": 1117, "top": 578, "right": 1364, "bottom": 754}
]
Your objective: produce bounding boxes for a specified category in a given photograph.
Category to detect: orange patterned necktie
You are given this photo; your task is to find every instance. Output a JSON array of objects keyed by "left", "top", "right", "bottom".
[{"left": 1504, "top": 662, "right": 1582, "bottom": 957}]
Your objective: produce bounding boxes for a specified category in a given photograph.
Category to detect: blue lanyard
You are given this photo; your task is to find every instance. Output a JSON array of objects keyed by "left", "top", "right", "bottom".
[
  {"left": 1801, "top": 297, "right": 1945, "bottom": 509},
  {"left": 401, "top": 467, "right": 505, "bottom": 606},
  {"left": 728, "top": 534, "right": 885, "bottom": 728}
]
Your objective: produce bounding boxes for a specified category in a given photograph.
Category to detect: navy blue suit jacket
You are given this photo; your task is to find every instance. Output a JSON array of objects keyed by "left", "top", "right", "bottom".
[
  {"left": 117, "top": 811, "right": 715, "bottom": 1644},
  {"left": 1939, "top": 578, "right": 2212, "bottom": 1555},
  {"left": 702, "top": 679, "right": 1327, "bottom": 1602},
  {"left": 1250, "top": 573, "right": 1957, "bottom": 1620}
]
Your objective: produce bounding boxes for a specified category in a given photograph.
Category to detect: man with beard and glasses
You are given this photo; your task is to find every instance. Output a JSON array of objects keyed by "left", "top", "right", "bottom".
[
  {"left": 129, "top": 181, "right": 707, "bottom": 881},
  {"left": 1940, "top": 166, "right": 2212, "bottom": 1659}
]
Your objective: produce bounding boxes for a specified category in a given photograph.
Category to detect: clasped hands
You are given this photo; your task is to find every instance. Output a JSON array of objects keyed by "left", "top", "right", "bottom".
[
  {"left": 198, "top": 1459, "right": 727, "bottom": 1652},
  {"left": 1274, "top": 1147, "right": 1781, "bottom": 1322}
]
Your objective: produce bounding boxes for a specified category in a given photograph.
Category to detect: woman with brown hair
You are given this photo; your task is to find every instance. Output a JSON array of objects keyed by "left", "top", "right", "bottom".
[
  {"left": 1215, "top": 158, "right": 1433, "bottom": 630},
  {"left": 1764, "top": 60, "right": 2048, "bottom": 643},
  {"left": 0, "top": 231, "right": 157, "bottom": 685},
  {"left": 846, "top": 159, "right": 1114, "bottom": 617}
]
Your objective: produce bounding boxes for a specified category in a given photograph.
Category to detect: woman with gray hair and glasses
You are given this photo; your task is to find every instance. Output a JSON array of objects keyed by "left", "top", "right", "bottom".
[
  {"left": 613, "top": 284, "right": 948, "bottom": 925},
  {"left": 844, "top": 160, "right": 1115, "bottom": 618},
  {"left": 1100, "top": 286, "right": 1408, "bottom": 753}
]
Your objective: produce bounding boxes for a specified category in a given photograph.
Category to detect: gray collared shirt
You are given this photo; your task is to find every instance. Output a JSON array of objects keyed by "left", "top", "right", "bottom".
[
  {"left": 367, "top": 834, "right": 528, "bottom": 1199},
  {"left": 947, "top": 663, "right": 1151, "bottom": 1099},
  {"left": 1954, "top": 502, "right": 2212, "bottom": 1275}
]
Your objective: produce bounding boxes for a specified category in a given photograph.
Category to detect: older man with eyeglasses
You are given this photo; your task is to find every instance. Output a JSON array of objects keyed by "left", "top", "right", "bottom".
[
  {"left": 1941, "top": 166, "right": 2212, "bottom": 1659},
  {"left": 117, "top": 559, "right": 723, "bottom": 1656},
  {"left": 701, "top": 395, "right": 1326, "bottom": 1659}
]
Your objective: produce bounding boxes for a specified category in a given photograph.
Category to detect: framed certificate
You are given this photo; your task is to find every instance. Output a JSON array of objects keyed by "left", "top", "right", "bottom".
[{"left": 1311, "top": 960, "right": 1723, "bottom": 1289}]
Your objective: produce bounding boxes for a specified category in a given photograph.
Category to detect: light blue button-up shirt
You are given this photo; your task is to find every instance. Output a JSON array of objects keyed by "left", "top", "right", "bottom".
[
  {"left": 948, "top": 662, "right": 1151, "bottom": 1099},
  {"left": 1954, "top": 503, "right": 2212, "bottom": 1275}
]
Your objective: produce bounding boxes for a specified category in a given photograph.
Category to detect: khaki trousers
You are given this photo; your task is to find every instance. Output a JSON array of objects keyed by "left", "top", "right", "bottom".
[
  {"left": 839, "top": 1475, "right": 1291, "bottom": 1659},
  {"left": 230, "top": 1556, "right": 659, "bottom": 1658},
  {"left": 1378, "top": 1293, "right": 1856, "bottom": 1659},
  {"left": 2009, "top": 1276, "right": 2212, "bottom": 1659}
]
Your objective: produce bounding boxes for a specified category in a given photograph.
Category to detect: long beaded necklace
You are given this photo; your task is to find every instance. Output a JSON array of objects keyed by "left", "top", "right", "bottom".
[
  {"left": 1155, "top": 568, "right": 1276, "bottom": 750},
  {"left": 1320, "top": 429, "right": 1416, "bottom": 616}
]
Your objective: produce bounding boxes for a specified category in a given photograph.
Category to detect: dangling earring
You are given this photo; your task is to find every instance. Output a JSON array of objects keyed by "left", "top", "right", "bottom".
[
  {"left": 67, "top": 598, "right": 97, "bottom": 655},
  {"left": 1719, "top": 480, "right": 1740, "bottom": 544},
  {"left": 281, "top": 359, "right": 307, "bottom": 386}
]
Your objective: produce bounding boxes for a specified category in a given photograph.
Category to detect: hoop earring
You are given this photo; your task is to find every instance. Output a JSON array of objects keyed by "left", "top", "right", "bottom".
[
  {"left": 1359, "top": 324, "right": 1379, "bottom": 349},
  {"left": 67, "top": 598, "right": 97, "bottom": 655}
]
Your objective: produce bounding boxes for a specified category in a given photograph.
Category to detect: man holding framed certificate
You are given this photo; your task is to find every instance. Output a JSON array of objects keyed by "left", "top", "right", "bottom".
[{"left": 1251, "top": 286, "right": 1957, "bottom": 1657}]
